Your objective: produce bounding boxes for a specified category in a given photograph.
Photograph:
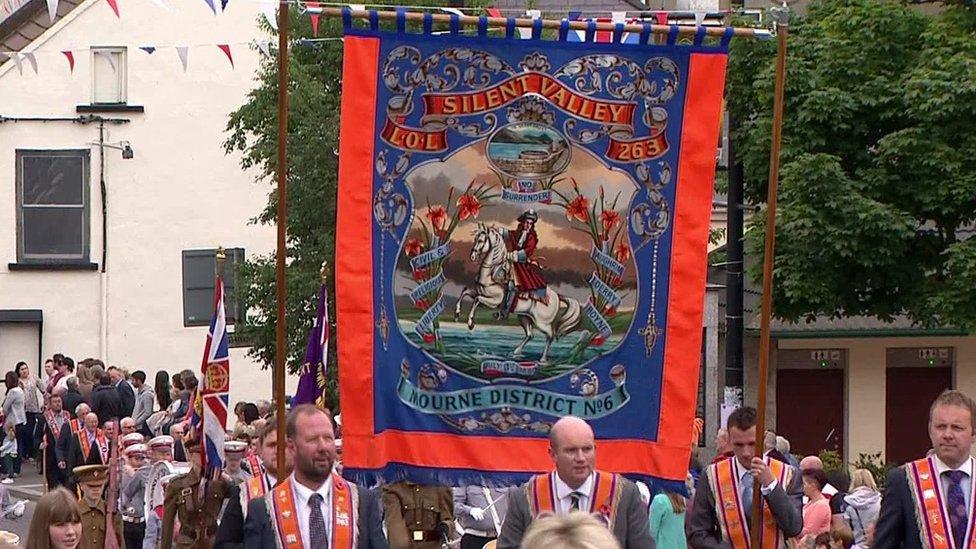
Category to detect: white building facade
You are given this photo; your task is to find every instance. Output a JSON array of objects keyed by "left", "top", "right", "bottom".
[{"left": 0, "top": 0, "right": 297, "bottom": 404}]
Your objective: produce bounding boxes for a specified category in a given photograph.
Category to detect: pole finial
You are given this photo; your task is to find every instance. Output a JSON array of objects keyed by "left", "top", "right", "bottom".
[
  {"left": 321, "top": 260, "right": 330, "bottom": 282},
  {"left": 216, "top": 246, "right": 227, "bottom": 277}
]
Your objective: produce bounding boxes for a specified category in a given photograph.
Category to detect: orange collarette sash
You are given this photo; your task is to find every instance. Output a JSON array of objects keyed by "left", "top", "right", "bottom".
[
  {"left": 526, "top": 471, "right": 622, "bottom": 528},
  {"left": 905, "top": 457, "right": 976, "bottom": 549},
  {"left": 44, "top": 410, "right": 69, "bottom": 437},
  {"left": 245, "top": 454, "right": 264, "bottom": 479},
  {"left": 69, "top": 419, "right": 80, "bottom": 434},
  {"left": 78, "top": 429, "right": 109, "bottom": 463},
  {"left": 266, "top": 473, "right": 359, "bottom": 549},
  {"left": 708, "top": 457, "right": 793, "bottom": 549}
]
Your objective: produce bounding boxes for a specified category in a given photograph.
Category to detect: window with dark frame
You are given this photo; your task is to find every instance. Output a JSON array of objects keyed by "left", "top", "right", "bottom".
[
  {"left": 16, "top": 150, "right": 91, "bottom": 264},
  {"left": 182, "top": 248, "right": 243, "bottom": 327}
]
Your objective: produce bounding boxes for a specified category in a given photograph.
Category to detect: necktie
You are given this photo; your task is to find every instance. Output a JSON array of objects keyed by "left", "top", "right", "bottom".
[
  {"left": 944, "top": 470, "right": 968, "bottom": 548},
  {"left": 308, "top": 493, "right": 330, "bottom": 549},
  {"left": 569, "top": 492, "right": 582, "bottom": 512},
  {"left": 741, "top": 471, "right": 754, "bottom": 522}
]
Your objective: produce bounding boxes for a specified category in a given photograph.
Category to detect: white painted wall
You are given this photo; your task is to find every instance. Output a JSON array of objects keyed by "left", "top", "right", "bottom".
[{"left": 0, "top": 0, "right": 297, "bottom": 405}]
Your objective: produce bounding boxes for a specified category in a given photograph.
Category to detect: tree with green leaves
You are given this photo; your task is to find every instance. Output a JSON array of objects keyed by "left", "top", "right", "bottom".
[{"left": 727, "top": 0, "right": 976, "bottom": 327}]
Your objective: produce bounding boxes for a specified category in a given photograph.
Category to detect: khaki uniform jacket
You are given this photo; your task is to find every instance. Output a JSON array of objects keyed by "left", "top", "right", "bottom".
[
  {"left": 160, "top": 468, "right": 231, "bottom": 549},
  {"left": 79, "top": 498, "right": 124, "bottom": 549},
  {"left": 381, "top": 481, "right": 454, "bottom": 549}
]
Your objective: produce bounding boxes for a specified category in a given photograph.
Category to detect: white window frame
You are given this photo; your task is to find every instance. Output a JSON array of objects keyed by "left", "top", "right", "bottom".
[{"left": 90, "top": 46, "right": 128, "bottom": 105}]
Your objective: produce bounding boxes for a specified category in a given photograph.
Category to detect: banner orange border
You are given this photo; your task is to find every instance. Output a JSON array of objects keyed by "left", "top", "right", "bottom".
[{"left": 336, "top": 37, "right": 728, "bottom": 483}]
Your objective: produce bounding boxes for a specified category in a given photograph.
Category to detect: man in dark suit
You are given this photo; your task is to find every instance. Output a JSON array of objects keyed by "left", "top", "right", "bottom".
[
  {"left": 686, "top": 406, "right": 803, "bottom": 548},
  {"left": 109, "top": 366, "right": 136, "bottom": 418},
  {"left": 68, "top": 412, "right": 111, "bottom": 471},
  {"left": 496, "top": 416, "right": 652, "bottom": 548},
  {"left": 875, "top": 390, "right": 976, "bottom": 549},
  {"left": 36, "top": 393, "right": 73, "bottom": 489},
  {"left": 242, "top": 405, "right": 387, "bottom": 549}
]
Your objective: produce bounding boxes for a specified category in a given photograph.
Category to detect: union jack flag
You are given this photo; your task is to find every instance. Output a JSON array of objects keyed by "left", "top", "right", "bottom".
[{"left": 191, "top": 274, "right": 230, "bottom": 473}]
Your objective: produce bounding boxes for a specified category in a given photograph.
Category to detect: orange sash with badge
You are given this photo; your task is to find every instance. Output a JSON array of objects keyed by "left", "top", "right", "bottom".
[
  {"left": 78, "top": 429, "right": 108, "bottom": 462},
  {"left": 526, "top": 471, "right": 622, "bottom": 528},
  {"left": 245, "top": 454, "right": 264, "bottom": 479},
  {"left": 267, "top": 472, "right": 359, "bottom": 549},
  {"left": 69, "top": 419, "right": 80, "bottom": 434},
  {"left": 905, "top": 457, "right": 976, "bottom": 549},
  {"left": 708, "top": 457, "right": 792, "bottom": 549}
]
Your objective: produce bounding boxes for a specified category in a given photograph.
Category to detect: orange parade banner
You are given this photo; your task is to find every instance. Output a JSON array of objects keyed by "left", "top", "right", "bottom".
[{"left": 423, "top": 72, "right": 636, "bottom": 127}]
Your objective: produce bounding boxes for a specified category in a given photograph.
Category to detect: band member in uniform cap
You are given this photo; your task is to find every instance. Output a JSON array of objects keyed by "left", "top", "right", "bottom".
[
  {"left": 875, "top": 390, "right": 976, "bottom": 548},
  {"left": 160, "top": 434, "right": 231, "bottom": 549},
  {"left": 497, "top": 416, "right": 652, "bottom": 548},
  {"left": 36, "top": 392, "right": 73, "bottom": 489},
  {"left": 382, "top": 481, "right": 454, "bottom": 549},
  {"left": 121, "top": 444, "right": 150, "bottom": 549},
  {"left": 147, "top": 436, "right": 175, "bottom": 463},
  {"left": 122, "top": 433, "right": 145, "bottom": 451},
  {"left": 142, "top": 434, "right": 176, "bottom": 549},
  {"left": 242, "top": 404, "right": 387, "bottom": 549},
  {"left": 74, "top": 464, "right": 124, "bottom": 549},
  {"left": 215, "top": 416, "right": 292, "bottom": 549},
  {"left": 687, "top": 406, "right": 803, "bottom": 548},
  {"left": 223, "top": 441, "right": 250, "bottom": 487}
]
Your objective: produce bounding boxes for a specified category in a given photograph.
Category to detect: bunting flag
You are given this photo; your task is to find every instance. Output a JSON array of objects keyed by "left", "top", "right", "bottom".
[
  {"left": 139, "top": 46, "right": 156, "bottom": 54},
  {"left": 12, "top": 53, "right": 22, "bottom": 75},
  {"left": 259, "top": 0, "right": 276, "bottom": 30},
  {"left": 201, "top": 0, "right": 215, "bottom": 15},
  {"left": 61, "top": 50, "right": 74, "bottom": 72},
  {"left": 220, "top": 0, "right": 228, "bottom": 10},
  {"left": 336, "top": 10, "right": 731, "bottom": 491},
  {"left": 148, "top": 0, "right": 168, "bottom": 10},
  {"left": 105, "top": 0, "right": 119, "bottom": 18},
  {"left": 307, "top": 1, "right": 319, "bottom": 36},
  {"left": 175, "top": 45, "right": 188, "bottom": 71},
  {"left": 256, "top": 40, "right": 270, "bottom": 57},
  {"left": 46, "top": 0, "right": 58, "bottom": 23},
  {"left": 655, "top": 11, "right": 669, "bottom": 25},
  {"left": 94, "top": 49, "right": 116, "bottom": 72},
  {"left": 22, "top": 52, "right": 37, "bottom": 74},
  {"left": 197, "top": 274, "right": 231, "bottom": 472},
  {"left": 217, "top": 44, "right": 233, "bottom": 68},
  {"left": 517, "top": 9, "right": 540, "bottom": 39},
  {"left": 292, "top": 283, "right": 330, "bottom": 408}
]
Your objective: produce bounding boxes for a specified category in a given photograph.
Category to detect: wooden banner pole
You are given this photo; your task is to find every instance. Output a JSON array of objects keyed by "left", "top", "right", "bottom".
[
  {"left": 275, "top": 0, "right": 290, "bottom": 474},
  {"left": 750, "top": 8, "right": 789, "bottom": 546},
  {"left": 318, "top": 8, "right": 770, "bottom": 39}
]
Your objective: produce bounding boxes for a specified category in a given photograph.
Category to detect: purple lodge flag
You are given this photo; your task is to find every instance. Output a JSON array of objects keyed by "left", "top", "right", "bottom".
[{"left": 293, "top": 283, "right": 329, "bottom": 408}]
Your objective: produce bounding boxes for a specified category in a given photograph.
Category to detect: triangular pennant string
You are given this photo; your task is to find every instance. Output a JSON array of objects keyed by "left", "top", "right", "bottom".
[
  {"left": 220, "top": 0, "right": 228, "bottom": 10},
  {"left": 486, "top": 7, "right": 501, "bottom": 18},
  {"left": 175, "top": 45, "right": 189, "bottom": 71},
  {"left": 655, "top": 11, "right": 668, "bottom": 25},
  {"left": 105, "top": 0, "right": 119, "bottom": 18},
  {"left": 201, "top": 0, "right": 215, "bottom": 15},
  {"left": 148, "top": 0, "right": 169, "bottom": 10},
  {"left": 139, "top": 46, "right": 156, "bottom": 54},
  {"left": 257, "top": 40, "right": 270, "bottom": 57},
  {"left": 307, "top": 1, "right": 319, "bottom": 36},
  {"left": 23, "top": 52, "right": 37, "bottom": 74},
  {"left": 12, "top": 54, "right": 23, "bottom": 75},
  {"left": 62, "top": 50, "right": 74, "bottom": 72},
  {"left": 46, "top": 0, "right": 59, "bottom": 23},
  {"left": 694, "top": 12, "right": 705, "bottom": 26},
  {"left": 217, "top": 44, "right": 234, "bottom": 68}
]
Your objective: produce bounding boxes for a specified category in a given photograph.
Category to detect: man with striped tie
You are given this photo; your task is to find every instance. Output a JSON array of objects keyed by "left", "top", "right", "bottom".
[
  {"left": 496, "top": 416, "right": 652, "bottom": 548},
  {"left": 876, "top": 390, "right": 976, "bottom": 549}
]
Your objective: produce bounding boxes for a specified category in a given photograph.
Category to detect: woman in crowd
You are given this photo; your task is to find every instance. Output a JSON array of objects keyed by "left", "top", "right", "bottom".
[
  {"left": 155, "top": 371, "right": 172, "bottom": 413},
  {"left": 521, "top": 512, "right": 620, "bottom": 549},
  {"left": 242, "top": 402, "right": 261, "bottom": 425},
  {"left": 26, "top": 487, "right": 83, "bottom": 549},
  {"left": 801, "top": 468, "right": 833, "bottom": 541},
  {"left": 1, "top": 372, "right": 25, "bottom": 480},
  {"left": 15, "top": 362, "right": 42, "bottom": 463},
  {"left": 74, "top": 362, "right": 94, "bottom": 402},
  {"left": 649, "top": 489, "right": 686, "bottom": 549},
  {"left": 844, "top": 469, "right": 881, "bottom": 547}
]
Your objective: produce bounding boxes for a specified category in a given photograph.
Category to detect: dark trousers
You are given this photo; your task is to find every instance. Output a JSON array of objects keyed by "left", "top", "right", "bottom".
[
  {"left": 1, "top": 454, "right": 19, "bottom": 476},
  {"left": 44, "top": 459, "right": 67, "bottom": 489},
  {"left": 124, "top": 520, "right": 146, "bottom": 549},
  {"left": 460, "top": 534, "right": 495, "bottom": 549},
  {"left": 21, "top": 413, "right": 39, "bottom": 460}
]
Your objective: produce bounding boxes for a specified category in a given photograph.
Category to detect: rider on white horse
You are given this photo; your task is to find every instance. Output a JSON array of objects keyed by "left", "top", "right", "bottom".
[{"left": 499, "top": 209, "right": 547, "bottom": 319}]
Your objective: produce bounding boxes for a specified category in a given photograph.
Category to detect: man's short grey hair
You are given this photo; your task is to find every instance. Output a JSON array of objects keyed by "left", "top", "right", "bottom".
[
  {"left": 776, "top": 435, "right": 791, "bottom": 454},
  {"left": 66, "top": 376, "right": 79, "bottom": 391},
  {"left": 256, "top": 400, "right": 271, "bottom": 414},
  {"left": 75, "top": 403, "right": 89, "bottom": 415}
]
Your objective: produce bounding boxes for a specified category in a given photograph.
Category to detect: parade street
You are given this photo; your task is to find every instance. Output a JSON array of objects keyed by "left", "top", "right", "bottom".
[{"left": 0, "top": 468, "right": 44, "bottom": 543}]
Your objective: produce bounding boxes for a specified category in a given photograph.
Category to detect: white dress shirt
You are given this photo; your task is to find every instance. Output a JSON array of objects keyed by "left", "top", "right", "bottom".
[
  {"left": 552, "top": 472, "right": 594, "bottom": 515},
  {"left": 933, "top": 454, "right": 974, "bottom": 511},
  {"left": 291, "top": 475, "right": 333, "bottom": 549}
]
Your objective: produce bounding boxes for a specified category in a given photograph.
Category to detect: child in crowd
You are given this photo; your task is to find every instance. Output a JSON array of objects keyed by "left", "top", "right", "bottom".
[{"left": 0, "top": 424, "right": 18, "bottom": 483}]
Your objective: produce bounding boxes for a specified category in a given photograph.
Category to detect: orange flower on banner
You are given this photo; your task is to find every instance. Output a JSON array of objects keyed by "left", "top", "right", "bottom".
[
  {"left": 426, "top": 205, "right": 448, "bottom": 235},
  {"left": 615, "top": 242, "right": 631, "bottom": 263},
  {"left": 404, "top": 238, "right": 424, "bottom": 257},
  {"left": 566, "top": 195, "right": 590, "bottom": 223},
  {"left": 456, "top": 193, "right": 482, "bottom": 220},
  {"left": 601, "top": 210, "right": 620, "bottom": 237}
]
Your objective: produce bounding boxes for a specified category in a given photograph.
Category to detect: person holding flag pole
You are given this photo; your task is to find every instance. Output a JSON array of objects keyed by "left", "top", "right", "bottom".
[{"left": 160, "top": 246, "right": 233, "bottom": 549}]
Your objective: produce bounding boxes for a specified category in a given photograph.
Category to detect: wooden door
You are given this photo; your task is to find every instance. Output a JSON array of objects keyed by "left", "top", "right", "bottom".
[
  {"left": 886, "top": 367, "right": 952, "bottom": 465},
  {"left": 776, "top": 368, "right": 845, "bottom": 458}
]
